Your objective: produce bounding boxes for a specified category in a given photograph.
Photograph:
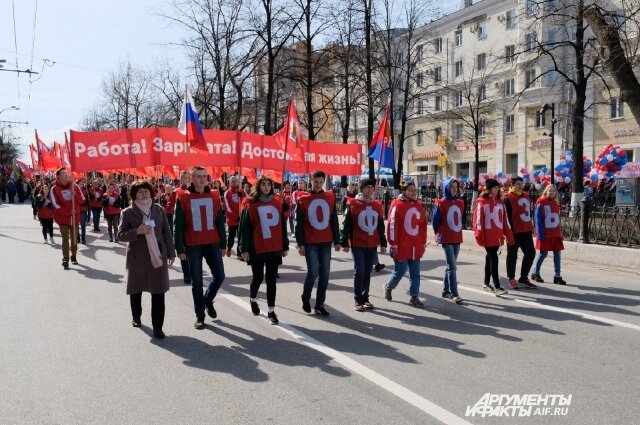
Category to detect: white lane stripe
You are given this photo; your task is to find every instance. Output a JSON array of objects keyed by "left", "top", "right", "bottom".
[
  {"left": 220, "top": 292, "right": 473, "bottom": 425},
  {"left": 426, "top": 279, "right": 640, "bottom": 332}
]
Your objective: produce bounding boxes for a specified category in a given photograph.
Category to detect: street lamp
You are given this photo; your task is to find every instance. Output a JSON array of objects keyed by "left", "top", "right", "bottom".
[
  {"left": 0, "top": 106, "right": 19, "bottom": 115},
  {"left": 540, "top": 103, "right": 556, "bottom": 172}
]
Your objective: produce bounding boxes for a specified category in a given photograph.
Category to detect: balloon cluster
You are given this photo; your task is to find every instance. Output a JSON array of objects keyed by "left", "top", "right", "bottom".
[
  {"left": 482, "top": 171, "right": 509, "bottom": 184},
  {"left": 519, "top": 168, "right": 531, "bottom": 183},
  {"left": 531, "top": 167, "right": 552, "bottom": 190},
  {"left": 553, "top": 151, "right": 592, "bottom": 185},
  {"left": 595, "top": 144, "right": 628, "bottom": 179}
]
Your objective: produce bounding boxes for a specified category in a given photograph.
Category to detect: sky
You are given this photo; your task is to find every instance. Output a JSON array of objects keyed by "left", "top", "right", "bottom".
[{"left": 1, "top": 0, "right": 461, "bottom": 163}]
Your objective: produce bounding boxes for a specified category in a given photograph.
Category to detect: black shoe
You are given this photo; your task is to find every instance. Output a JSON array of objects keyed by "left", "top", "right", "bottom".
[
  {"left": 250, "top": 301, "right": 260, "bottom": 316},
  {"left": 531, "top": 273, "right": 544, "bottom": 283},
  {"left": 553, "top": 276, "right": 567, "bottom": 285},
  {"left": 153, "top": 329, "right": 165, "bottom": 339},
  {"left": 194, "top": 317, "right": 205, "bottom": 329},
  {"left": 314, "top": 305, "right": 330, "bottom": 317},
  {"left": 301, "top": 296, "right": 311, "bottom": 313},
  {"left": 109, "top": 238, "right": 113, "bottom": 242},
  {"left": 114, "top": 238, "right": 119, "bottom": 243},
  {"left": 81, "top": 240, "right": 87, "bottom": 244},
  {"left": 132, "top": 317, "right": 141, "bottom": 327},
  {"left": 442, "top": 291, "right": 453, "bottom": 299},
  {"left": 267, "top": 311, "right": 279, "bottom": 325},
  {"left": 276, "top": 273, "right": 281, "bottom": 278},
  {"left": 183, "top": 277, "right": 191, "bottom": 285},
  {"left": 205, "top": 302, "right": 217, "bottom": 319},
  {"left": 71, "top": 257, "right": 78, "bottom": 265},
  {"left": 374, "top": 263, "right": 386, "bottom": 272},
  {"left": 384, "top": 285, "right": 392, "bottom": 301},
  {"left": 363, "top": 301, "right": 374, "bottom": 309},
  {"left": 62, "top": 259, "right": 69, "bottom": 270}
]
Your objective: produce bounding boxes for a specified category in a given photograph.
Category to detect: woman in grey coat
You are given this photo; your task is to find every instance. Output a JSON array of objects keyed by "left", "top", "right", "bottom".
[{"left": 117, "top": 180, "right": 176, "bottom": 339}]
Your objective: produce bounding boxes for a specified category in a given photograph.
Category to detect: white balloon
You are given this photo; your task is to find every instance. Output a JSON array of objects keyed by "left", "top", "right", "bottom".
[
  {"left": 535, "top": 183, "right": 542, "bottom": 190},
  {"left": 564, "top": 176, "right": 571, "bottom": 183},
  {"left": 606, "top": 154, "right": 614, "bottom": 161}
]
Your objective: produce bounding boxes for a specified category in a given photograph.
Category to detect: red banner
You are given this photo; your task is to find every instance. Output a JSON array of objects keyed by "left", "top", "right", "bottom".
[{"left": 69, "top": 127, "right": 362, "bottom": 176}]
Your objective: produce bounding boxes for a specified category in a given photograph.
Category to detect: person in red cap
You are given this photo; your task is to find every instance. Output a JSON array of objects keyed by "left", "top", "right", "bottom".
[{"left": 472, "top": 179, "right": 514, "bottom": 296}]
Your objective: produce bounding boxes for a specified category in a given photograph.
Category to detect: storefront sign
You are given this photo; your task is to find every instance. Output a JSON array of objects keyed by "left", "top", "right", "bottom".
[
  {"left": 413, "top": 150, "right": 441, "bottom": 159},
  {"left": 613, "top": 126, "right": 640, "bottom": 137},
  {"left": 619, "top": 162, "right": 640, "bottom": 178},
  {"left": 529, "top": 138, "right": 551, "bottom": 149},
  {"left": 454, "top": 142, "right": 496, "bottom": 151}
]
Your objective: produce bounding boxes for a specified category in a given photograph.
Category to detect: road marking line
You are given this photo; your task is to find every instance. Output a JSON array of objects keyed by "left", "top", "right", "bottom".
[
  {"left": 426, "top": 279, "right": 640, "bottom": 332},
  {"left": 220, "top": 292, "right": 472, "bottom": 425}
]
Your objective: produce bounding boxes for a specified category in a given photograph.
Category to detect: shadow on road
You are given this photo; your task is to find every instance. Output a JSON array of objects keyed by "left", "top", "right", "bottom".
[{"left": 145, "top": 326, "right": 270, "bottom": 382}]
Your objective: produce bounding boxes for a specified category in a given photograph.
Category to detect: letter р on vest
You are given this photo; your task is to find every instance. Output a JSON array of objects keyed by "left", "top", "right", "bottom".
[{"left": 258, "top": 205, "right": 279, "bottom": 238}]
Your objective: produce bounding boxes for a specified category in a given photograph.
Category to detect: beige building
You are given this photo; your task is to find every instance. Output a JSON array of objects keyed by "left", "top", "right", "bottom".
[{"left": 403, "top": 0, "right": 637, "bottom": 181}]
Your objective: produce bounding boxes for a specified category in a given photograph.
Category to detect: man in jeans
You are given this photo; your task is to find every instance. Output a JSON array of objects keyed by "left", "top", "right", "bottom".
[
  {"left": 340, "top": 178, "right": 387, "bottom": 311},
  {"left": 174, "top": 166, "right": 226, "bottom": 329},
  {"left": 504, "top": 176, "right": 537, "bottom": 289},
  {"left": 295, "top": 170, "right": 341, "bottom": 317},
  {"left": 88, "top": 179, "right": 104, "bottom": 232}
]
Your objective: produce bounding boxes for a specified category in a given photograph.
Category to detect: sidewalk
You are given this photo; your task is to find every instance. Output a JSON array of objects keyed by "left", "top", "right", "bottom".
[{"left": 460, "top": 229, "right": 640, "bottom": 271}]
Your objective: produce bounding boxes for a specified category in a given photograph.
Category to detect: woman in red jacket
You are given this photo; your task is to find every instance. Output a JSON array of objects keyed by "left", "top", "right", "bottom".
[
  {"left": 531, "top": 184, "right": 566, "bottom": 284},
  {"left": 102, "top": 183, "right": 122, "bottom": 242},
  {"left": 383, "top": 182, "right": 427, "bottom": 307},
  {"left": 36, "top": 184, "right": 55, "bottom": 243},
  {"left": 472, "top": 179, "right": 514, "bottom": 296}
]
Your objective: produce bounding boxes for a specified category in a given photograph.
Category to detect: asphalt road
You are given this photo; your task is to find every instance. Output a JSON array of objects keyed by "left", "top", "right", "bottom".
[{"left": 1, "top": 202, "right": 639, "bottom": 425}]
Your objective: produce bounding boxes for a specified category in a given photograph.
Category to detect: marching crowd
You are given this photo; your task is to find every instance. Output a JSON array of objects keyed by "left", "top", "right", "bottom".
[{"left": 21, "top": 167, "right": 567, "bottom": 339}]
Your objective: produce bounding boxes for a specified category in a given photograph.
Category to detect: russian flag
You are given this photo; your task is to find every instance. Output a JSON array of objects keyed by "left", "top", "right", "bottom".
[
  {"left": 178, "top": 86, "right": 207, "bottom": 150},
  {"left": 368, "top": 108, "right": 395, "bottom": 170}
]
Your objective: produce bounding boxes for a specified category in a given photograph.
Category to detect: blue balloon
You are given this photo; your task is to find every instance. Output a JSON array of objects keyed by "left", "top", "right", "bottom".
[
  {"left": 610, "top": 149, "right": 617, "bottom": 156},
  {"left": 599, "top": 158, "right": 607, "bottom": 165},
  {"left": 523, "top": 177, "right": 530, "bottom": 183},
  {"left": 542, "top": 167, "right": 548, "bottom": 174}
]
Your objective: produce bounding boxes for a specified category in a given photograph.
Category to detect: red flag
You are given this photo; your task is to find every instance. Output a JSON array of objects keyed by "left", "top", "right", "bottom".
[
  {"left": 29, "top": 144, "right": 39, "bottom": 169},
  {"left": 15, "top": 160, "right": 34, "bottom": 179},
  {"left": 274, "top": 99, "right": 306, "bottom": 166},
  {"left": 35, "top": 131, "right": 60, "bottom": 171}
]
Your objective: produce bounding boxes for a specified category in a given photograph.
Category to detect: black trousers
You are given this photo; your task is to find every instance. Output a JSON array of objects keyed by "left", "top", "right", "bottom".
[
  {"left": 40, "top": 218, "right": 54, "bottom": 239},
  {"left": 227, "top": 225, "right": 238, "bottom": 250},
  {"left": 250, "top": 259, "right": 279, "bottom": 307},
  {"left": 484, "top": 246, "right": 500, "bottom": 287},
  {"left": 506, "top": 232, "right": 535, "bottom": 279},
  {"left": 130, "top": 293, "right": 165, "bottom": 330}
]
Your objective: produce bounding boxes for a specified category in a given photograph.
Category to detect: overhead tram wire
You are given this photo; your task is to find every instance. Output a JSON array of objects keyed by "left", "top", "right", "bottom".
[
  {"left": 27, "top": 0, "right": 40, "bottom": 122},
  {"left": 12, "top": 0, "right": 21, "bottom": 111}
]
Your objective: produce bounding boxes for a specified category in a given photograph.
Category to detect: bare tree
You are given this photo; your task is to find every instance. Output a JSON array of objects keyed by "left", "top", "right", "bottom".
[{"left": 0, "top": 126, "right": 20, "bottom": 166}]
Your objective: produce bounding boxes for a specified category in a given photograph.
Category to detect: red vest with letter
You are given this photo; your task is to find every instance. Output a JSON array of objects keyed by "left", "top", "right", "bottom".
[
  {"left": 348, "top": 199, "right": 383, "bottom": 248},
  {"left": 248, "top": 197, "right": 284, "bottom": 254},
  {"left": 506, "top": 191, "right": 533, "bottom": 233},
  {"left": 386, "top": 198, "right": 426, "bottom": 260},
  {"left": 472, "top": 197, "right": 514, "bottom": 247},
  {"left": 435, "top": 198, "right": 464, "bottom": 244},
  {"left": 224, "top": 188, "right": 242, "bottom": 226},
  {"left": 89, "top": 187, "right": 104, "bottom": 208},
  {"left": 534, "top": 196, "right": 564, "bottom": 251},
  {"left": 178, "top": 190, "right": 222, "bottom": 246},
  {"left": 298, "top": 191, "right": 335, "bottom": 244},
  {"left": 103, "top": 193, "right": 121, "bottom": 216}
]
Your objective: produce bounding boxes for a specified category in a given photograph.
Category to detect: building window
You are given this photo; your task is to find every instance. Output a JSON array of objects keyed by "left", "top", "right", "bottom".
[
  {"left": 535, "top": 110, "right": 546, "bottom": 128},
  {"left": 505, "top": 45, "right": 516, "bottom": 63},
  {"left": 455, "top": 60, "right": 463, "bottom": 77},
  {"left": 434, "top": 66, "right": 442, "bottom": 83},
  {"left": 435, "top": 127, "right": 442, "bottom": 143},
  {"left": 478, "top": 119, "right": 486, "bottom": 137},
  {"left": 506, "top": 9, "right": 516, "bottom": 29},
  {"left": 478, "top": 84, "right": 487, "bottom": 101},
  {"left": 459, "top": 163, "right": 470, "bottom": 178},
  {"left": 416, "top": 45, "right": 423, "bottom": 61},
  {"left": 435, "top": 95, "right": 442, "bottom": 111},
  {"left": 476, "top": 53, "right": 486, "bottom": 70},
  {"left": 506, "top": 154, "right": 518, "bottom": 174},
  {"left": 611, "top": 97, "right": 624, "bottom": 118},
  {"left": 477, "top": 21, "right": 487, "bottom": 39},
  {"left": 455, "top": 123, "right": 464, "bottom": 140},
  {"left": 505, "top": 114, "right": 515, "bottom": 133},
  {"left": 526, "top": 0, "right": 537, "bottom": 17},
  {"left": 416, "top": 130, "right": 424, "bottom": 146},
  {"left": 455, "top": 90, "right": 463, "bottom": 107},
  {"left": 546, "top": 69, "right": 557, "bottom": 86},
  {"left": 455, "top": 29, "right": 462, "bottom": 47},
  {"left": 545, "top": 0, "right": 557, "bottom": 11},
  {"left": 525, "top": 33, "right": 537, "bottom": 51},
  {"left": 505, "top": 78, "right": 515, "bottom": 96},
  {"left": 434, "top": 37, "right": 442, "bottom": 53},
  {"left": 416, "top": 99, "right": 424, "bottom": 115},
  {"left": 547, "top": 30, "right": 556, "bottom": 46},
  {"left": 416, "top": 73, "right": 424, "bottom": 87},
  {"left": 525, "top": 69, "right": 536, "bottom": 88}
]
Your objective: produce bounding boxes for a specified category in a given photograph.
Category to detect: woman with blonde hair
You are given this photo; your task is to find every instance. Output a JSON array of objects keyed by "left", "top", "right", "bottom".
[{"left": 531, "top": 184, "right": 566, "bottom": 285}]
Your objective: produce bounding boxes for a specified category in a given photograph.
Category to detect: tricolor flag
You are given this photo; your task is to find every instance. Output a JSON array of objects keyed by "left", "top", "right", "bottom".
[
  {"left": 178, "top": 86, "right": 207, "bottom": 150},
  {"left": 15, "top": 159, "right": 34, "bottom": 179},
  {"left": 368, "top": 108, "right": 395, "bottom": 170}
]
